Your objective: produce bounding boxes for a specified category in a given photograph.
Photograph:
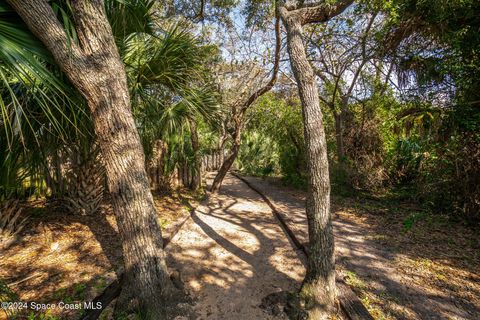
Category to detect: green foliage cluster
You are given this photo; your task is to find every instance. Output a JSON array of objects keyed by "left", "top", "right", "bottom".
[
  {"left": 0, "top": 1, "right": 94, "bottom": 200},
  {"left": 237, "top": 131, "right": 278, "bottom": 176},
  {"left": 0, "top": 279, "right": 18, "bottom": 319},
  {"left": 0, "top": 0, "right": 220, "bottom": 201},
  {"left": 239, "top": 0, "right": 480, "bottom": 219},
  {"left": 384, "top": 0, "right": 480, "bottom": 222},
  {"left": 236, "top": 92, "right": 307, "bottom": 187}
]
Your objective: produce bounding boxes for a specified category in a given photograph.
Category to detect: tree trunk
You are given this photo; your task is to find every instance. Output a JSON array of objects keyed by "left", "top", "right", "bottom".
[
  {"left": 149, "top": 139, "right": 168, "bottom": 192},
  {"left": 218, "top": 123, "right": 228, "bottom": 166},
  {"left": 211, "top": 15, "right": 281, "bottom": 193},
  {"left": 7, "top": 1, "right": 175, "bottom": 318},
  {"left": 210, "top": 116, "right": 243, "bottom": 193},
  {"left": 337, "top": 96, "right": 351, "bottom": 163},
  {"left": 280, "top": 8, "right": 336, "bottom": 319},
  {"left": 189, "top": 120, "right": 201, "bottom": 191},
  {"left": 93, "top": 82, "right": 174, "bottom": 318},
  {"left": 181, "top": 163, "right": 190, "bottom": 187}
]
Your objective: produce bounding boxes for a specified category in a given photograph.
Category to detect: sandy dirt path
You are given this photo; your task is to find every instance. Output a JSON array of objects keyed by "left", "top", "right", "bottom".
[
  {"left": 166, "top": 174, "right": 305, "bottom": 319},
  {"left": 239, "top": 175, "right": 478, "bottom": 320}
]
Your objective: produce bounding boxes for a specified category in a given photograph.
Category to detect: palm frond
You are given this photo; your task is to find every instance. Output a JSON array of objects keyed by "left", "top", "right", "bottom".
[
  {"left": 0, "top": 2, "right": 87, "bottom": 144},
  {"left": 106, "top": 0, "right": 156, "bottom": 53}
]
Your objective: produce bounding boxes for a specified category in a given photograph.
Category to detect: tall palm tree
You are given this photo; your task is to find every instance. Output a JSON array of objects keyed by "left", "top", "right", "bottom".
[{"left": 124, "top": 24, "right": 221, "bottom": 191}]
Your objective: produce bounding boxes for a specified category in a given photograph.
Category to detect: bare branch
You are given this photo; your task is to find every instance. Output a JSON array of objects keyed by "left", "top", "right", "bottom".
[
  {"left": 344, "top": 13, "right": 377, "bottom": 100},
  {"left": 240, "top": 14, "right": 282, "bottom": 113}
]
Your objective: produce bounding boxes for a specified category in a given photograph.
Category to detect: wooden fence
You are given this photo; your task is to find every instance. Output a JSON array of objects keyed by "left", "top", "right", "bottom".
[{"left": 202, "top": 149, "right": 224, "bottom": 172}]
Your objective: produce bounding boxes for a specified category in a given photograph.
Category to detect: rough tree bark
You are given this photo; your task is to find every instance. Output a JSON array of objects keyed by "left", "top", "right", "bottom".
[
  {"left": 210, "top": 113, "right": 243, "bottom": 192},
  {"left": 279, "top": 1, "right": 353, "bottom": 319},
  {"left": 210, "top": 15, "right": 281, "bottom": 193},
  {"left": 149, "top": 139, "right": 169, "bottom": 192},
  {"left": 7, "top": 0, "right": 175, "bottom": 318}
]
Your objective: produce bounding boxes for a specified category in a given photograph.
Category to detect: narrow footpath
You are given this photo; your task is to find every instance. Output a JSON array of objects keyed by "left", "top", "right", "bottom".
[
  {"left": 240, "top": 175, "right": 477, "bottom": 320},
  {"left": 166, "top": 174, "right": 305, "bottom": 319}
]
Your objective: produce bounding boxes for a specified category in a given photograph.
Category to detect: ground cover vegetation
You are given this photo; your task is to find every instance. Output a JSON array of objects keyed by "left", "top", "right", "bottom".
[{"left": 0, "top": 0, "right": 478, "bottom": 319}]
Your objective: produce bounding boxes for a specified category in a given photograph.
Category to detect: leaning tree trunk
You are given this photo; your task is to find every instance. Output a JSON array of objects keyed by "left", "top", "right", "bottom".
[
  {"left": 217, "top": 123, "right": 228, "bottom": 166},
  {"left": 210, "top": 115, "right": 243, "bottom": 193},
  {"left": 280, "top": 9, "right": 336, "bottom": 320},
  {"left": 87, "top": 68, "right": 175, "bottom": 319},
  {"left": 210, "top": 15, "right": 281, "bottom": 193},
  {"left": 7, "top": 1, "right": 175, "bottom": 318}
]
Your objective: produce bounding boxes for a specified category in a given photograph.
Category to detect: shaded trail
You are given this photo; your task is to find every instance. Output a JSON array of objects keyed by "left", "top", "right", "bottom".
[
  {"left": 166, "top": 173, "right": 305, "bottom": 319},
  {"left": 240, "top": 175, "right": 478, "bottom": 320}
]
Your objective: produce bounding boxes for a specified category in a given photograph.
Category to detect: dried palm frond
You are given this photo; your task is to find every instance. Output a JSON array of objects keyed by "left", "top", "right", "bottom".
[{"left": 0, "top": 200, "right": 28, "bottom": 241}]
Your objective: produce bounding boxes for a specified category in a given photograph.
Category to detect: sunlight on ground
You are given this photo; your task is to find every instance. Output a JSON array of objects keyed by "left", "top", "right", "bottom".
[{"left": 166, "top": 175, "right": 305, "bottom": 319}]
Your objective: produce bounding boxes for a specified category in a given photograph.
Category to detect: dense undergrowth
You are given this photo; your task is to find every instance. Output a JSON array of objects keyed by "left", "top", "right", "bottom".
[{"left": 236, "top": 92, "right": 480, "bottom": 225}]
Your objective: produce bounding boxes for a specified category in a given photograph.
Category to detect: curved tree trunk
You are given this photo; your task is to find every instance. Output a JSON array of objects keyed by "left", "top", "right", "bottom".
[
  {"left": 278, "top": 1, "right": 355, "bottom": 317},
  {"left": 7, "top": 1, "right": 175, "bottom": 318},
  {"left": 210, "top": 15, "right": 281, "bottom": 193},
  {"left": 210, "top": 116, "right": 242, "bottom": 192}
]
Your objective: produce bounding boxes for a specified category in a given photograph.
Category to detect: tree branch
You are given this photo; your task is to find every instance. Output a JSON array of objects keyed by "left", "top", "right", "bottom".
[
  {"left": 240, "top": 13, "right": 282, "bottom": 113},
  {"left": 290, "top": 0, "right": 354, "bottom": 25},
  {"left": 6, "top": 0, "right": 84, "bottom": 72},
  {"left": 71, "top": 0, "right": 117, "bottom": 56},
  {"left": 344, "top": 13, "right": 377, "bottom": 100},
  {"left": 194, "top": 0, "right": 206, "bottom": 21}
]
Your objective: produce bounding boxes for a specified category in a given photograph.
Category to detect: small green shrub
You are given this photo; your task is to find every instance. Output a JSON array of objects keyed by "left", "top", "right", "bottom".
[{"left": 402, "top": 212, "right": 427, "bottom": 232}]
